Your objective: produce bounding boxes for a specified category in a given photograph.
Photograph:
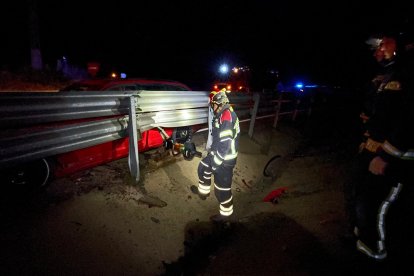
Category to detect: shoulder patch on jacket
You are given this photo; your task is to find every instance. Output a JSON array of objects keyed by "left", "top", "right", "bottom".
[
  {"left": 384, "top": 81, "right": 402, "bottom": 91},
  {"left": 220, "top": 109, "right": 233, "bottom": 122}
]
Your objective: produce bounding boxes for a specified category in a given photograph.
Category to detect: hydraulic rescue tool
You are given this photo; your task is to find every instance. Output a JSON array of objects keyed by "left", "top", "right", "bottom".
[{"left": 164, "top": 141, "right": 202, "bottom": 161}]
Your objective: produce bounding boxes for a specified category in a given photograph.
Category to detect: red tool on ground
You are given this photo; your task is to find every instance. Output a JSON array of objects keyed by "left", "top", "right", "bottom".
[{"left": 263, "top": 187, "right": 288, "bottom": 204}]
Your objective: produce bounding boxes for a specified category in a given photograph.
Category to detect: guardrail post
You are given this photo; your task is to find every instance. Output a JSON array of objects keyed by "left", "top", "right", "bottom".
[
  {"left": 273, "top": 93, "right": 283, "bottom": 128},
  {"left": 292, "top": 98, "right": 300, "bottom": 121},
  {"left": 307, "top": 96, "right": 314, "bottom": 117},
  {"left": 128, "top": 96, "right": 140, "bottom": 183},
  {"left": 248, "top": 93, "right": 260, "bottom": 138}
]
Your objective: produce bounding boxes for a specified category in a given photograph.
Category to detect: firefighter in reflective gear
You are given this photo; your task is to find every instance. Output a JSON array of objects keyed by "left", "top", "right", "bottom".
[
  {"left": 191, "top": 89, "right": 240, "bottom": 222},
  {"left": 352, "top": 33, "right": 414, "bottom": 261}
]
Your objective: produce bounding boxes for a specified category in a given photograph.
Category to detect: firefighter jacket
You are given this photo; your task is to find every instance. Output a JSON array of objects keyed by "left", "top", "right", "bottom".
[
  {"left": 362, "top": 57, "right": 414, "bottom": 162},
  {"left": 210, "top": 104, "right": 240, "bottom": 169},
  {"left": 379, "top": 57, "right": 414, "bottom": 162}
]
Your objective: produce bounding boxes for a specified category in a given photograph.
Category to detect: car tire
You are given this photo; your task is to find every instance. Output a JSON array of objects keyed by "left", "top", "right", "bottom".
[{"left": 4, "top": 158, "right": 53, "bottom": 189}]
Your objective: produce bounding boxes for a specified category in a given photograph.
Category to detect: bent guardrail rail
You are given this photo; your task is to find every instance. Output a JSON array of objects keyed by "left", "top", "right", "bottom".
[
  {"left": 0, "top": 90, "right": 312, "bottom": 183},
  {"left": 0, "top": 116, "right": 129, "bottom": 167}
]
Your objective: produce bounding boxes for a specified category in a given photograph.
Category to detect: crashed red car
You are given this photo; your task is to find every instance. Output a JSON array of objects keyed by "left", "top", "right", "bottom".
[{"left": 5, "top": 78, "right": 202, "bottom": 187}]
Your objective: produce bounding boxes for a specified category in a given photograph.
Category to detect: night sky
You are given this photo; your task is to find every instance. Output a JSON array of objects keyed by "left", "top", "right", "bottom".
[{"left": 1, "top": 1, "right": 412, "bottom": 89}]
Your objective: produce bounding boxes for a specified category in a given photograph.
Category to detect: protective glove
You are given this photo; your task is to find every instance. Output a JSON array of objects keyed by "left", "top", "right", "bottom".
[
  {"left": 209, "top": 151, "right": 218, "bottom": 172},
  {"left": 369, "top": 156, "right": 388, "bottom": 175},
  {"left": 183, "top": 142, "right": 196, "bottom": 160},
  {"left": 164, "top": 139, "right": 174, "bottom": 150}
]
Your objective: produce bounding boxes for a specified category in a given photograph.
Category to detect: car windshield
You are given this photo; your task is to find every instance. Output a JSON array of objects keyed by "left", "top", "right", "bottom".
[
  {"left": 60, "top": 81, "right": 190, "bottom": 91},
  {"left": 134, "top": 84, "right": 189, "bottom": 91},
  {"left": 60, "top": 83, "right": 103, "bottom": 91}
]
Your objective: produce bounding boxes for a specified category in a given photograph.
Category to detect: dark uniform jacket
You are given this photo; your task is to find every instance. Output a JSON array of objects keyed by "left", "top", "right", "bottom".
[
  {"left": 363, "top": 59, "right": 404, "bottom": 144},
  {"left": 210, "top": 104, "right": 240, "bottom": 168},
  {"left": 362, "top": 56, "right": 414, "bottom": 181},
  {"left": 378, "top": 55, "right": 414, "bottom": 163}
]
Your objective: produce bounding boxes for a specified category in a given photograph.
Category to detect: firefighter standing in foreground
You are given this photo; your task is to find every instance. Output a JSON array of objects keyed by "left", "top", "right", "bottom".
[
  {"left": 191, "top": 89, "right": 240, "bottom": 222},
  {"left": 352, "top": 33, "right": 414, "bottom": 261}
]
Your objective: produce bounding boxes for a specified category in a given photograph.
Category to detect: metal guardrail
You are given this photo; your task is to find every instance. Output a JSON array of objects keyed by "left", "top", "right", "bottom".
[
  {"left": 0, "top": 116, "right": 129, "bottom": 167},
  {"left": 0, "top": 90, "right": 312, "bottom": 182},
  {"left": 0, "top": 90, "right": 210, "bottom": 128}
]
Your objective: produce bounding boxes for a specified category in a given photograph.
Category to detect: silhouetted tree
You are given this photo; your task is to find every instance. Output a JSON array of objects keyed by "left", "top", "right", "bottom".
[{"left": 28, "top": 0, "right": 43, "bottom": 70}]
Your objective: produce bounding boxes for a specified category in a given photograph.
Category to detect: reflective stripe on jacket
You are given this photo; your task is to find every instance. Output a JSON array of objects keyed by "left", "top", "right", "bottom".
[
  {"left": 211, "top": 105, "right": 240, "bottom": 167},
  {"left": 382, "top": 140, "right": 414, "bottom": 160}
]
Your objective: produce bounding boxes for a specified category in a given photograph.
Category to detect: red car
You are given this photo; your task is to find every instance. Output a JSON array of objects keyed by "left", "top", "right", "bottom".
[
  {"left": 4, "top": 78, "right": 202, "bottom": 188},
  {"left": 61, "top": 78, "right": 192, "bottom": 92}
]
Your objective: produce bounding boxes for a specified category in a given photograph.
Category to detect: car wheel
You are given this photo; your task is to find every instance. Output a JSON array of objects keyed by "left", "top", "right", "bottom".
[
  {"left": 4, "top": 158, "right": 53, "bottom": 189},
  {"left": 174, "top": 126, "right": 192, "bottom": 143}
]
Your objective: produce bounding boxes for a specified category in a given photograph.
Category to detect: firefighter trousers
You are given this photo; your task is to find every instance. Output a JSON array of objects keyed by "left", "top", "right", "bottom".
[
  {"left": 354, "top": 150, "right": 414, "bottom": 257},
  {"left": 197, "top": 155, "right": 234, "bottom": 217}
]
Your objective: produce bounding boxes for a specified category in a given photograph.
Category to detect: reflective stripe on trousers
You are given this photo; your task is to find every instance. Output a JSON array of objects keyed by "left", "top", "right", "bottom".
[
  {"left": 214, "top": 164, "right": 234, "bottom": 217},
  {"left": 197, "top": 155, "right": 234, "bottom": 217}
]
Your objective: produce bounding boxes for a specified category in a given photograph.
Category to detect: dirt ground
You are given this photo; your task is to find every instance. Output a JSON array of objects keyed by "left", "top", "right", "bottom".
[{"left": 0, "top": 110, "right": 411, "bottom": 275}]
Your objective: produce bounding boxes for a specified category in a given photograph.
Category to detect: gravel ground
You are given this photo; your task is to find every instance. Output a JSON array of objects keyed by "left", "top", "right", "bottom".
[{"left": 1, "top": 108, "right": 411, "bottom": 275}]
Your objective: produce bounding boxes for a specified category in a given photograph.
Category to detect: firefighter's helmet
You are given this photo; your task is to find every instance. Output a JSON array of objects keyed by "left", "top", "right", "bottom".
[{"left": 209, "top": 89, "right": 229, "bottom": 106}]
